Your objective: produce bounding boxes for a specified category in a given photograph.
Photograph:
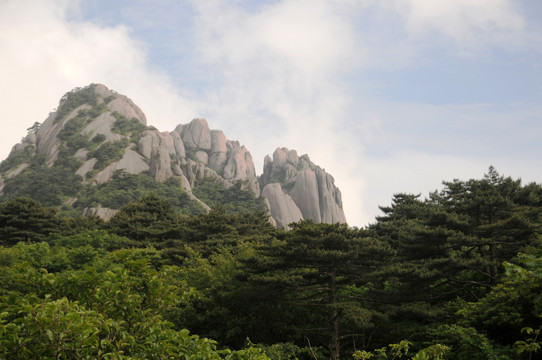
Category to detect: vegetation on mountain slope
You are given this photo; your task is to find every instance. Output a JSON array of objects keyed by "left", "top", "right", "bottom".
[
  {"left": 0, "top": 168, "right": 540, "bottom": 359},
  {"left": 0, "top": 85, "right": 267, "bottom": 220}
]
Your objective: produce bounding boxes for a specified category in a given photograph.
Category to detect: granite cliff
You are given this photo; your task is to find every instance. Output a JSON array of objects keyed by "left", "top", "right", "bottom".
[
  {"left": 260, "top": 148, "right": 346, "bottom": 229},
  {"left": 0, "top": 84, "right": 346, "bottom": 228}
]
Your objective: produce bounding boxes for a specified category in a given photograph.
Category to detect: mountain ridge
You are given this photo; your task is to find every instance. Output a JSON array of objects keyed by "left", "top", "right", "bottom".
[{"left": 0, "top": 84, "right": 346, "bottom": 228}]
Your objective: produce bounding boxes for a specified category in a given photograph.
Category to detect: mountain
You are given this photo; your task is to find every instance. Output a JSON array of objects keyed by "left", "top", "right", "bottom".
[{"left": 0, "top": 84, "right": 346, "bottom": 228}]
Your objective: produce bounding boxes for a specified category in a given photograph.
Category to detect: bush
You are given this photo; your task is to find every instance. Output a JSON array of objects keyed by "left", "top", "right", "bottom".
[{"left": 54, "top": 85, "right": 99, "bottom": 124}]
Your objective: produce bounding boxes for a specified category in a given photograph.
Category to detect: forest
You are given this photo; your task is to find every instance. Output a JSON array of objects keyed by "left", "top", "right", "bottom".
[{"left": 0, "top": 167, "right": 541, "bottom": 359}]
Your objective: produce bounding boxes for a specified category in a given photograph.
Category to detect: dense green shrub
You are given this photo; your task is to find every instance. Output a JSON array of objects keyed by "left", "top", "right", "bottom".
[
  {"left": 75, "top": 172, "right": 204, "bottom": 214},
  {"left": 88, "top": 139, "right": 129, "bottom": 170},
  {"left": 1, "top": 166, "right": 83, "bottom": 207},
  {"left": 112, "top": 112, "right": 147, "bottom": 140},
  {"left": 193, "top": 178, "right": 266, "bottom": 213},
  {"left": 54, "top": 85, "right": 99, "bottom": 124}
]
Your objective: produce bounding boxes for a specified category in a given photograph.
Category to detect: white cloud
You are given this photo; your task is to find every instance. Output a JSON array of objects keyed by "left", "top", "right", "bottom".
[
  {"left": 382, "top": 0, "right": 526, "bottom": 50},
  {"left": 1, "top": 0, "right": 540, "bottom": 228},
  {"left": 189, "top": 0, "right": 367, "bottom": 225},
  {"left": 185, "top": 0, "right": 542, "bottom": 227},
  {"left": 0, "top": 0, "right": 198, "bottom": 162},
  {"left": 349, "top": 0, "right": 532, "bottom": 70},
  {"left": 350, "top": 99, "right": 542, "bottom": 224}
]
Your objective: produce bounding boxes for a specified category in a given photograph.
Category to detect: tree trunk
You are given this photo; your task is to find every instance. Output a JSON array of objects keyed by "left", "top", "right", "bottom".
[
  {"left": 490, "top": 240, "right": 498, "bottom": 280},
  {"left": 329, "top": 272, "right": 340, "bottom": 360}
]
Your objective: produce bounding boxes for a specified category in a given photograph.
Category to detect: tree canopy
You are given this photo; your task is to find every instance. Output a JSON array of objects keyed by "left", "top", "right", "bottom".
[{"left": 0, "top": 167, "right": 541, "bottom": 359}]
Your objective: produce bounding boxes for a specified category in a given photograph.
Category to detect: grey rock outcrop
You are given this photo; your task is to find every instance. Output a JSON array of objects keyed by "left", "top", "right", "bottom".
[
  {"left": 94, "top": 148, "right": 149, "bottom": 184},
  {"left": 94, "top": 84, "right": 147, "bottom": 125},
  {"left": 289, "top": 169, "right": 322, "bottom": 222},
  {"left": 81, "top": 112, "right": 124, "bottom": 142},
  {"left": 149, "top": 144, "right": 172, "bottom": 182},
  {"left": 138, "top": 130, "right": 160, "bottom": 160},
  {"left": 174, "top": 119, "right": 260, "bottom": 197},
  {"left": 260, "top": 147, "right": 346, "bottom": 228},
  {"left": 1, "top": 84, "right": 348, "bottom": 227},
  {"left": 261, "top": 183, "right": 303, "bottom": 229},
  {"left": 6, "top": 163, "right": 30, "bottom": 179},
  {"left": 181, "top": 118, "right": 211, "bottom": 150},
  {"left": 36, "top": 104, "right": 91, "bottom": 162},
  {"left": 82, "top": 205, "right": 118, "bottom": 221},
  {"left": 76, "top": 158, "right": 97, "bottom": 179}
]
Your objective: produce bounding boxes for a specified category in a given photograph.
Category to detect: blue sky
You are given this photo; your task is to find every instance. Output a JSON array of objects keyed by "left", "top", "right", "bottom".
[{"left": 1, "top": 0, "right": 541, "bottom": 226}]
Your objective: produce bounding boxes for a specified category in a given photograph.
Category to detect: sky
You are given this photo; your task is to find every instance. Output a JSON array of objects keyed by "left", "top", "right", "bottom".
[{"left": 1, "top": 0, "right": 542, "bottom": 227}]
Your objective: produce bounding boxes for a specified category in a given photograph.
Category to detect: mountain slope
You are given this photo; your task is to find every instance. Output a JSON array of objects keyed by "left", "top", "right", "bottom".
[{"left": 0, "top": 84, "right": 346, "bottom": 228}]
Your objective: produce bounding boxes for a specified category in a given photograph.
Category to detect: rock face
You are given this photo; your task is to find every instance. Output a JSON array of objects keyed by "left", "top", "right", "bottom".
[
  {"left": 0, "top": 84, "right": 347, "bottom": 228},
  {"left": 261, "top": 183, "right": 303, "bottom": 229},
  {"left": 260, "top": 147, "right": 346, "bottom": 228}
]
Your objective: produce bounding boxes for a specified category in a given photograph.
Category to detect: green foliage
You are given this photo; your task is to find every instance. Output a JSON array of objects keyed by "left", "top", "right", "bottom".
[
  {"left": 240, "top": 221, "right": 392, "bottom": 358},
  {"left": 76, "top": 171, "right": 204, "bottom": 214},
  {"left": 0, "top": 166, "right": 541, "bottom": 359},
  {"left": 193, "top": 178, "right": 267, "bottom": 213},
  {"left": 111, "top": 112, "right": 147, "bottom": 140},
  {"left": 0, "top": 240, "right": 269, "bottom": 359},
  {"left": 108, "top": 193, "right": 183, "bottom": 242},
  {"left": 255, "top": 342, "right": 326, "bottom": 360},
  {"left": 54, "top": 85, "right": 99, "bottom": 124},
  {"left": 47, "top": 230, "right": 128, "bottom": 252},
  {"left": 366, "top": 168, "right": 542, "bottom": 350},
  {"left": 180, "top": 205, "right": 275, "bottom": 254},
  {"left": 458, "top": 249, "right": 542, "bottom": 358},
  {"left": 0, "top": 197, "right": 60, "bottom": 246},
  {"left": 88, "top": 139, "right": 129, "bottom": 170},
  {"left": 426, "top": 325, "right": 504, "bottom": 360},
  {"left": 26, "top": 121, "right": 41, "bottom": 134},
  {"left": 515, "top": 326, "right": 542, "bottom": 358},
  {"left": 57, "top": 111, "right": 90, "bottom": 142},
  {"left": 0, "top": 144, "right": 35, "bottom": 174},
  {"left": 1, "top": 165, "right": 83, "bottom": 207},
  {"left": 92, "top": 133, "right": 106, "bottom": 144},
  {"left": 352, "top": 340, "right": 450, "bottom": 360}
]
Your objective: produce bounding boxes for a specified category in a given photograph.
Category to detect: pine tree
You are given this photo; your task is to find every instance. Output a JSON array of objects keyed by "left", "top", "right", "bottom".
[
  {"left": 0, "top": 197, "right": 60, "bottom": 245},
  {"left": 107, "top": 193, "right": 181, "bottom": 243},
  {"left": 244, "top": 220, "right": 392, "bottom": 359}
]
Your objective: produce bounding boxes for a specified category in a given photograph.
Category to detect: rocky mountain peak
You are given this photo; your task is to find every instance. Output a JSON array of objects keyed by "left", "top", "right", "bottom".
[
  {"left": 260, "top": 147, "right": 346, "bottom": 229},
  {"left": 0, "top": 85, "right": 347, "bottom": 228}
]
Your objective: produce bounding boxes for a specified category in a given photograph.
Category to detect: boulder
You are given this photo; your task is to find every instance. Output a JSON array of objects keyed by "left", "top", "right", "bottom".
[
  {"left": 316, "top": 168, "right": 346, "bottom": 223},
  {"left": 208, "top": 152, "right": 227, "bottom": 174},
  {"left": 171, "top": 131, "right": 186, "bottom": 158},
  {"left": 181, "top": 118, "right": 211, "bottom": 150},
  {"left": 158, "top": 132, "right": 176, "bottom": 155},
  {"left": 261, "top": 183, "right": 303, "bottom": 229},
  {"left": 82, "top": 205, "right": 118, "bottom": 221},
  {"left": 138, "top": 130, "right": 160, "bottom": 159},
  {"left": 195, "top": 151, "right": 208, "bottom": 164},
  {"left": 223, "top": 145, "right": 256, "bottom": 180},
  {"left": 149, "top": 144, "right": 172, "bottom": 182},
  {"left": 211, "top": 130, "right": 228, "bottom": 153}
]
